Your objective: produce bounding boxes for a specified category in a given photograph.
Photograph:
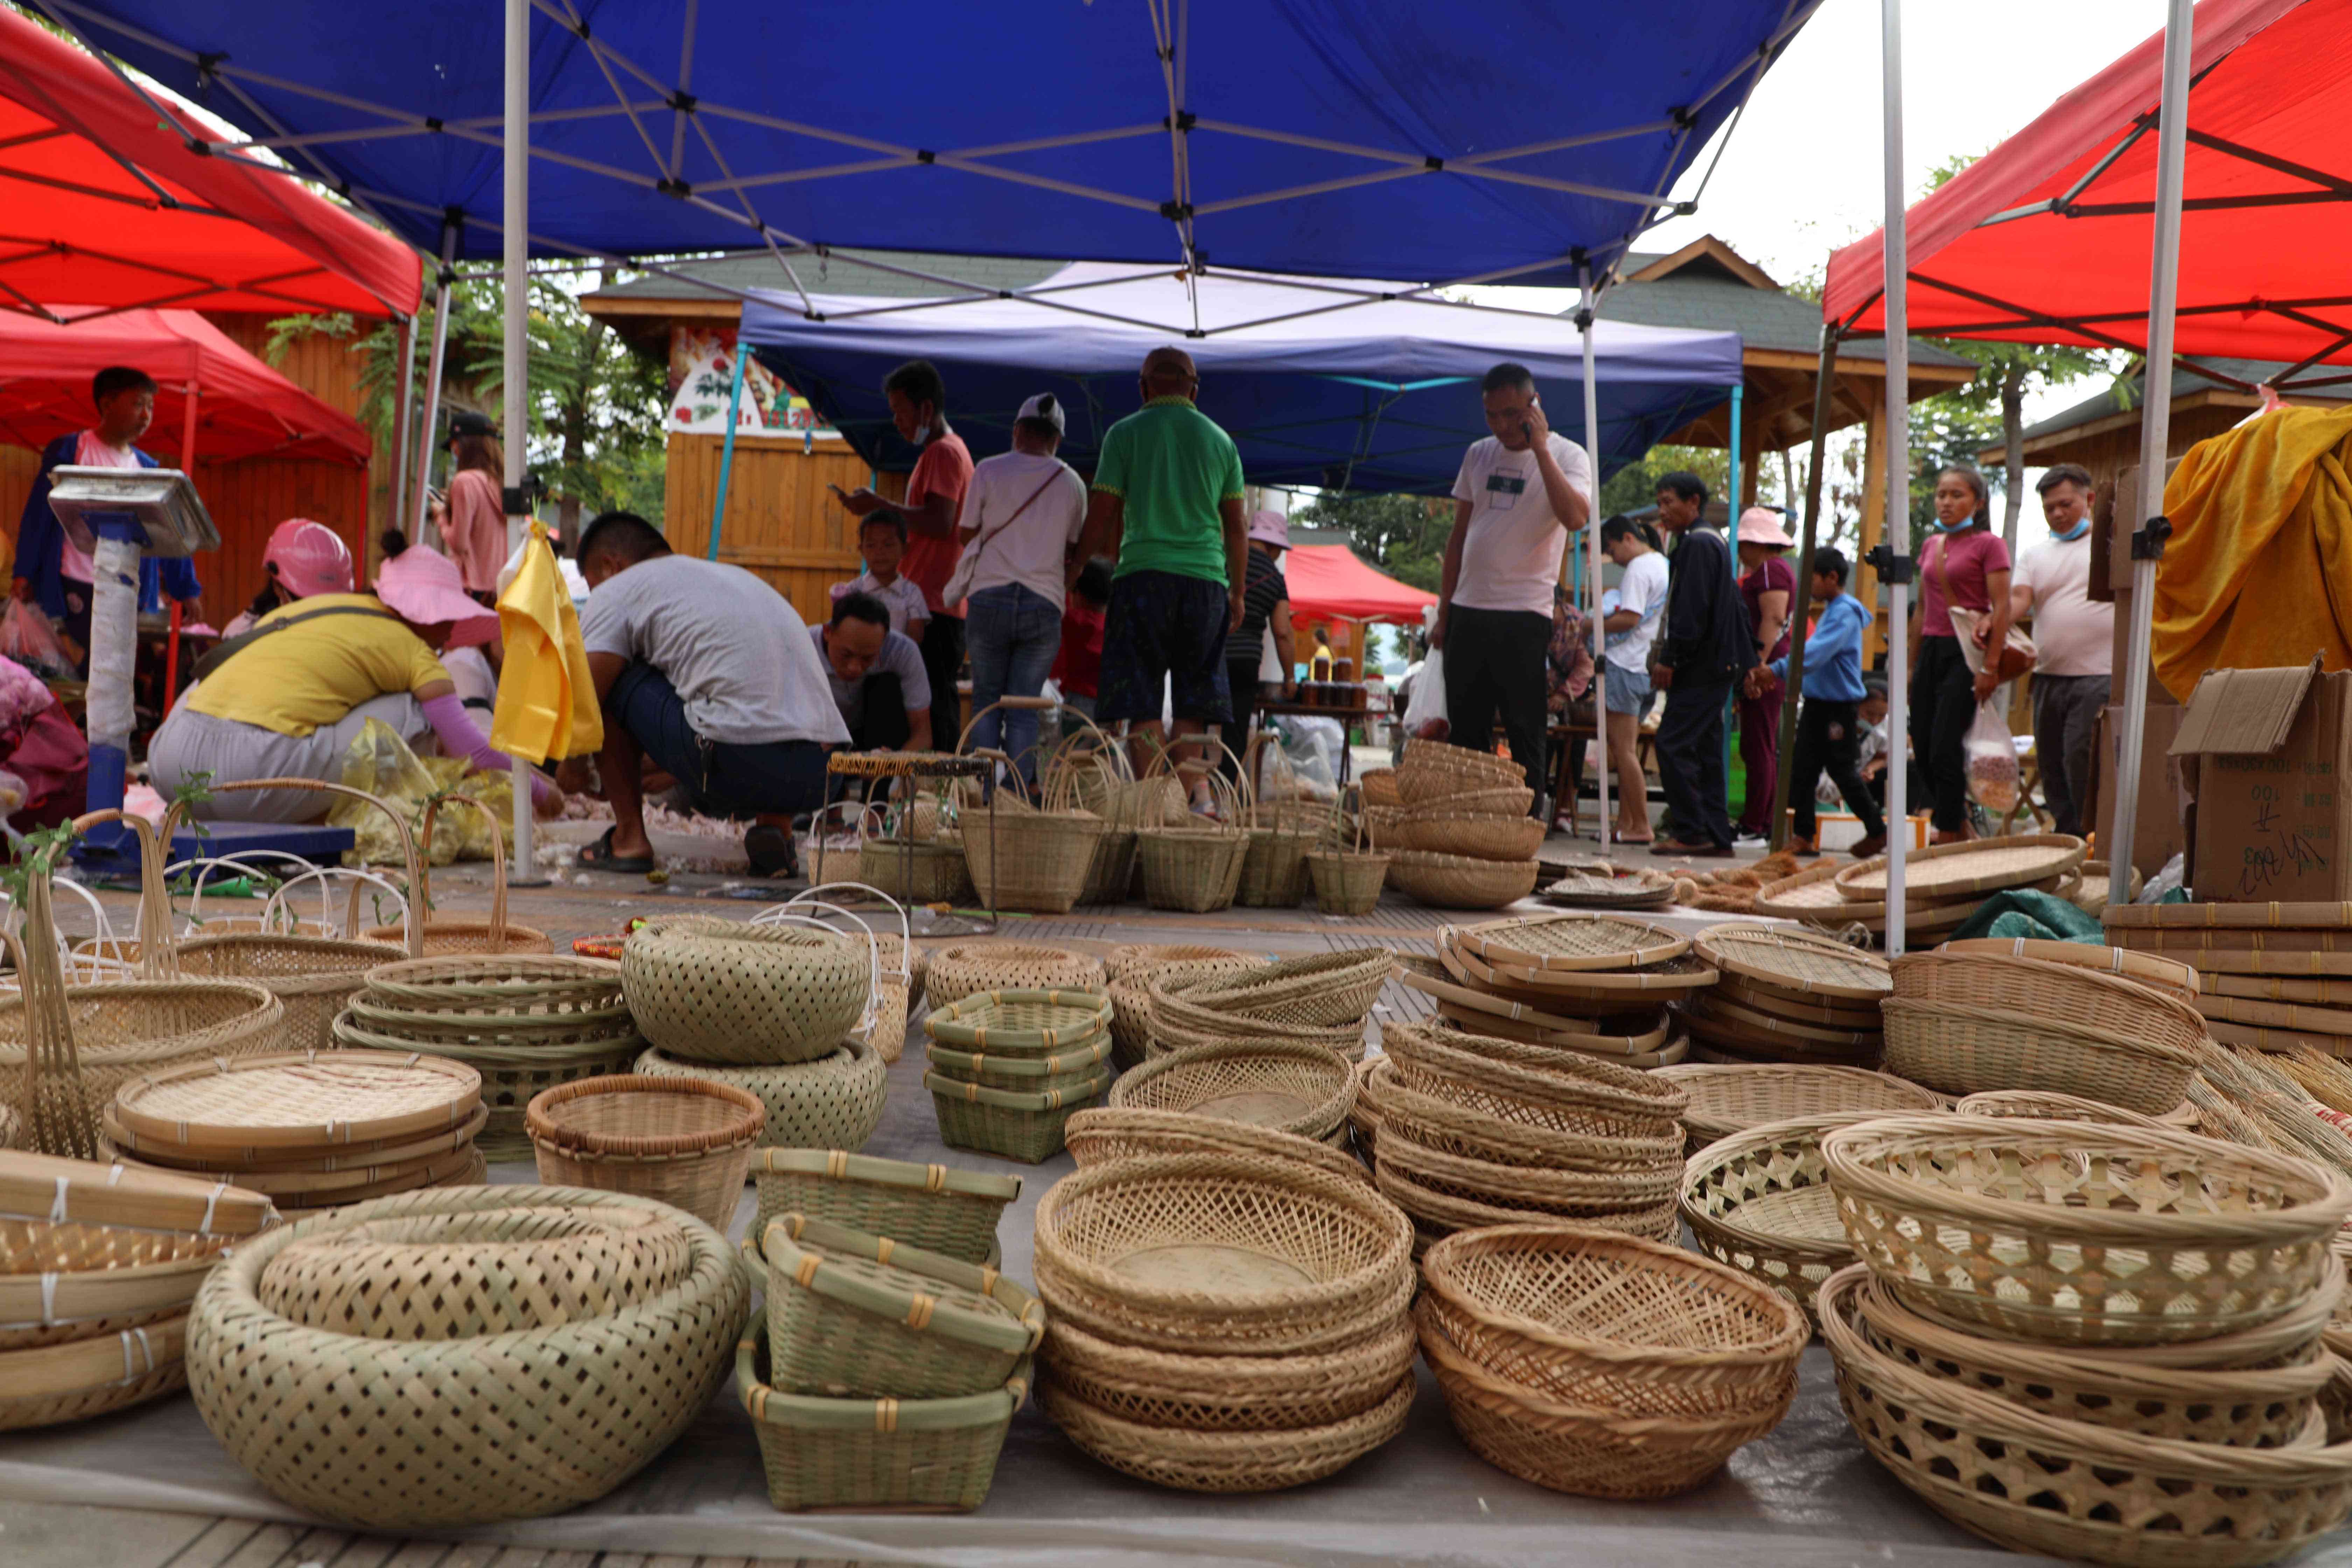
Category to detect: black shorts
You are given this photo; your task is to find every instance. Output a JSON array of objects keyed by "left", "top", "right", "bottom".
[{"left": 1096, "top": 569, "right": 1232, "bottom": 726}]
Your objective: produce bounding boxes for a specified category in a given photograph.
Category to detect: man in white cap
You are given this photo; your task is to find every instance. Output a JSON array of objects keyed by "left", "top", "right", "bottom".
[
  {"left": 955, "top": 393, "right": 1088, "bottom": 778},
  {"left": 1223, "top": 509, "right": 1298, "bottom": 765},
  {"left": 1734, "top": 505, "right": 1797, "bottom": 840}
]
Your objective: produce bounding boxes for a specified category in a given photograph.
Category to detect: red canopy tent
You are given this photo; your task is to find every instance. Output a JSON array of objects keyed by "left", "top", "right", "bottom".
[
  {"left": 1823, "top": 0, "right": 2348, "bottom": 386},
  {"left": 0, "top": 6, "right": 419, "bottom": 322},
  {"left": 0, "top": 307, "right": 370, "bottom": 465},
  {"left": 1284, "top": 545, "right": 1438, "bottom": 627}
]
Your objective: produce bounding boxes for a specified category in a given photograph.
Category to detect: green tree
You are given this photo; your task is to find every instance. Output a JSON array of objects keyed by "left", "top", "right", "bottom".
[
  {"left": 1289, "top": 490, "right": 1452, "bottom": 590},
  {"left": 1597, "top": 446, "right": 1731, "bottom": 520}
]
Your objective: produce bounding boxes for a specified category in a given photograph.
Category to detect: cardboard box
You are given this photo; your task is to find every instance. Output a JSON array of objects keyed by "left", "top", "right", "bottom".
[
  {"left": 2091, "top": 702, "right": 2186, "bottom": 878},
  {"left": 2170, "top": 658, "right": 2352, "bottom": 902}
]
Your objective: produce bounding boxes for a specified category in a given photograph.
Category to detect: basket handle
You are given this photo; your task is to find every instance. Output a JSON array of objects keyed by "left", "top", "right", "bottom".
[
  {"left": 414, "top": 793, "right": 504, "bottom": 951},
  {"left": 782, "top": 882, "right": 912, "bottom": 984},
  {"left": 9, "top": 821, "right": 114, "bottom": 1157},
  {"left": 257, "top": 865, "right": 412, "bottom": 940},
  {"left": 1142, "top": 731, "right": 1245, "bottom": 822},
  {"left": 755, "top": 910, "right": 882, "bottom": 1039},
  {"left": 61, "top": 808, "right": 171, "bottom": 979},
  {"left": 159, "top": 777, "right": 426, "bottom": 960}
]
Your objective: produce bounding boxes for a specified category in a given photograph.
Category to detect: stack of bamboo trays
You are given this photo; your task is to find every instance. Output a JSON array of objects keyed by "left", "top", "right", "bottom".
[
  {"left": 1679, "top": 924, "right": 1890, "bottom": 1066},
  {"left": 102, "top": 1049, "right": 486, "bottom": 1211},
  {"left": 922, "top": 989, "right": 1114, "bottom": 1163},
  {"left": 1145, "top": 950, "right": 1390, "bottom": 1062},
  {"left": 1405, "top": 912, "right": 1710, "bottom": 1069},
  {"left": 1756, "top": 834, "right": 2086, "bottom": 947},
  {"left": 2106, "top": 901, "right": 2352, "bottom": 1058}
]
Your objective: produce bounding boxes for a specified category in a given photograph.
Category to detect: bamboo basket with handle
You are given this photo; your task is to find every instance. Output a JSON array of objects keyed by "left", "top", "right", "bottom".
[
  {"left": 957, "top": 749, "right": 1105, "bottom": 915},
  {"left": 1234, "top": 733, "right": 1315, "bottom": 908},
  {"left": 362, "top": 793, "right": 551, "bottom": 956},
  {"left": 1304, "top": 788, "right": 1387, "bottom": 917},
  {"left": 1135, "top": 739, "right": 1250, "bottom": 913}
]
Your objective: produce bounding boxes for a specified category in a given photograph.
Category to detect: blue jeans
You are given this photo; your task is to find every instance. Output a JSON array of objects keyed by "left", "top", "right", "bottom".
[{"left": 964, "top": 582, "right": 1064, "bottom": 778}]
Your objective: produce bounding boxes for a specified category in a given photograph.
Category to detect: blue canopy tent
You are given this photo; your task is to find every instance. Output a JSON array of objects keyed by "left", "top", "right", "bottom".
[
  {"left": 736, "top": 264, "right": 1744, "bottom": 496},
  {"left": 33, "top": 0, "right": 1818, "bottom": 854}
]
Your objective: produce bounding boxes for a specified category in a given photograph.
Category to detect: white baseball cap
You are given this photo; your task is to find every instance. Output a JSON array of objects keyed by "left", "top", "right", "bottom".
[{"left": 1016, "top": 393, "right": 1066, "bottom": 434}]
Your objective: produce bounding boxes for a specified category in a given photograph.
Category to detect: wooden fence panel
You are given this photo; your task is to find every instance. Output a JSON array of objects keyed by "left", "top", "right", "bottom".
[{"left": 662, "top": 433, "right": 905, "bottom": 624}]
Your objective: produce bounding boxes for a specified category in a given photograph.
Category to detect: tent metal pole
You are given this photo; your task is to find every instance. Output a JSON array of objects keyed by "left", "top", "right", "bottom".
[
  {"left": 1577, "top": 262, "right": 1609, "bottom": 852},
  {"left": 709, "top": 340, "right": 748, "bottom": 560},
  {"left": 390, "top": 315, "right": 416, "bottom": 545},
  {"left": 412, "top": 226, "right": 458, "bottom": 547},
  {"left": 2109, "top": 0, "right": 2194, "bottom": 905},
  {"left": 503, "top": 0, "right": 540, "bottom": 887},
  {"left": 1879, "top": 0, "right": 1912, "bottom": 954},
  {"left": 1765, "top": 325, "right": 1841, "bottom": 852}
]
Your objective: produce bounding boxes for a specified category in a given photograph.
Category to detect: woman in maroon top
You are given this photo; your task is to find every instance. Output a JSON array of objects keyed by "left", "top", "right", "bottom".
[
  {"left": 1734, "top": 508, "right": 1795, "bottom": 839},
  {"left": 1911, "top": 467, "right": 2015, "bottom": 842}
]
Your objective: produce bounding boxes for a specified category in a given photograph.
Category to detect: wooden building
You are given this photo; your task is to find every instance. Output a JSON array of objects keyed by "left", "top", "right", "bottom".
[{"left": 582, "top": 250, "right": 1058, "bottom": 625}]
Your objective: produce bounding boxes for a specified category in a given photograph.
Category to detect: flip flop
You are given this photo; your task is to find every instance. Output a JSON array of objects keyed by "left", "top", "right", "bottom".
[{"left": 578, "top": 826, "right": 657, "bottom": 875}]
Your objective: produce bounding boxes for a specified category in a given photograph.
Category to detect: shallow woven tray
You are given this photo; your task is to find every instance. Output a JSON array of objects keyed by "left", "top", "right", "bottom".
[
  {"left": 102, "top": 1101, "right": 489, "bottom": 1175},
  {"left": 1657, "top": 1065, "right": 1944, "bottom": 1154},
  {"left": 1938, "top": 938, "right": 2198, "bottom": 1000},
  {"left": 1105, "top": 1040, "right": 1354, "bottom": 1141},
  {"left": 1693, "top": 923, "right": 1893, "bottom": 1000},
  {"left": 1535, "top": 866, "right": 1679, "bottom": 910},
  {"left": 1822, "top": 1115, "right": 2352, "bottom": 1347},
  {"left": 1684, "top": 990, "right": 1882, "bottom": 1050},
  {"left": 1377, "top": 1020, "right": 1688, "bottom": 1130},
  {"left": 1454, "top": 913, "right": 1690, "bottom": 974},
  {"left": 1373, "top": 1133, "right": 1679, "bottom": 1219},
  {"left": 1043, "top": 1369, "right": 1413, "bottom": 1493},
  {"left": 111, "top": 1050, "right": 481, "bottom": 1153},
  {"left": 0, "top": 1311, "right": 190, "bottom": 1432},
  {"left": 1754, "top": 860, "right": 1885, "bottom": 919},
  {"left": 1379, "top": 1161, "right": 1680, "bottom": 1246},
  {"left": 1440, "top": 933, "right": 1718, "bottom": 1001},
  {"left": 1950, "top": 1090, "right": 2187, "bottom": 1129},
  {"left": 1833, "top": 834, "right": 2087, "bottom": 902},
  {"left": 2204, "top": 970, "right": 2352, "bottom": 1006},
  {"left": 1711, "top": 976, "right": 1885, "bottom": 1027},
  {"left": 1891, "top": 952, "right": 2208, "bottom": 1057},
  {"left": 1172, "top": 951, "right": 1390, "bottom": 1029},
  {"left": 1062, "top": 1108, "right": 1369, "bottom": 1186},
  {"left": 1879, "top": 997, "right": 2196, "bottom": 1113},
  {"left": 2104, "top": 900, "right": 2352, "bottom": 930}
]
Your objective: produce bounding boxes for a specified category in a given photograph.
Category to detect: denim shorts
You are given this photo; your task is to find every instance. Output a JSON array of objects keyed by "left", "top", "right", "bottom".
[{"left": 1604, "top": 662, "right": 1653, "bottom": 718}]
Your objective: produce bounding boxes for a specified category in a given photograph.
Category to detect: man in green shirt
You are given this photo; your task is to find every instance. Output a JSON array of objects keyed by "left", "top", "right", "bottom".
[{"left": 1072, "top": 347, "right": 1249, "bottom": 808}]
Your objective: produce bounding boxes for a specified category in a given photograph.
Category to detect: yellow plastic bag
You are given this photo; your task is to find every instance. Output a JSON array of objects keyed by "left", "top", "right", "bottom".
[{"left": 330, "top": 718, "right": 514, "bottom": 866}]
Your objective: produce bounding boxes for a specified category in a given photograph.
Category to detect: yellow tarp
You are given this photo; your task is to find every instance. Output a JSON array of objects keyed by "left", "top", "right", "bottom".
[
  {"left": 2156, "top": 404, "right": 2352, "bottom": 700},
  {"left": 491, "top": 519, "right": 601, "bottom": 763}
]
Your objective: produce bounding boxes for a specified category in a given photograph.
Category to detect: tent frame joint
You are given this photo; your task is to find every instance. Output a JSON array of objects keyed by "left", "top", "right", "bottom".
[
  {"left": 2131, "top": 514, "right": 2174, "bottom": 562},
  {"left": 1862, "top": 541, "right": 1913, "bottom": 585}
]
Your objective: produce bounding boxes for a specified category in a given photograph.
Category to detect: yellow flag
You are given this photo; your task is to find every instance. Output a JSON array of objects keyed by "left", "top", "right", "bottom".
[{"left": 490, "top": 520, "right": 602, "bottom": 762}]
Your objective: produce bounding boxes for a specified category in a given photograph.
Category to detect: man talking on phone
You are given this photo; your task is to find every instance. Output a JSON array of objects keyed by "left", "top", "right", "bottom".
[{"left": 1432, "top": 362, "right": 1594, "bottom": 810}]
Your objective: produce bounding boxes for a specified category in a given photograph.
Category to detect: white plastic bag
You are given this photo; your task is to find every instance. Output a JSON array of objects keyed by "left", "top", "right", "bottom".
[
  {"left": 1401, "top": 648, "right": 1448, "bottom": 740},
  {"left": 1963, "top": 699, "right": 2020, "bottom": 813}
]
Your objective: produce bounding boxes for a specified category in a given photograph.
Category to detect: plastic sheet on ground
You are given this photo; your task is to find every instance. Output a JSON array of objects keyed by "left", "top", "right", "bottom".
[
  {"left": 0, "top": 1025, "right": 2142, "bottom": 1567},
  {"left": 330, "top": 717, "right": 513, "bottom": 865}
]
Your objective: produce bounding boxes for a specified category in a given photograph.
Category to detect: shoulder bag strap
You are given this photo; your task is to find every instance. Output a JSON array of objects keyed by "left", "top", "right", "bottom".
[
  {"left": 957, "top": 465, "right": 1069, "bottom": 578},
  {"left": 191, "top": 603, "right": 399, "bottom": 683}
]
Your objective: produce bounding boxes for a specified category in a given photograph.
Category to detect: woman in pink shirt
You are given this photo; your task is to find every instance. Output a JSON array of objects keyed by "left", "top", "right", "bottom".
[
  {"left": 1911, "top": 466, "right": 2015, "bottom": 843},
  {"left": 441, "top": 412, "right": 508, "bottom": 598}
]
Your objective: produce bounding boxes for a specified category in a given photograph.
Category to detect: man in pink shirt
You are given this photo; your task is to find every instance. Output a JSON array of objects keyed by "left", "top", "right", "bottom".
[{"left": 834, "top": 360, "right": 972, "bottom": 740}]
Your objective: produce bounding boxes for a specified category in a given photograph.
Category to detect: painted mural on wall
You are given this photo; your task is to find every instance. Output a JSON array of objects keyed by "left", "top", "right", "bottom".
[{"left": 667, "top": 325, "right": 840, "bottom": 441}]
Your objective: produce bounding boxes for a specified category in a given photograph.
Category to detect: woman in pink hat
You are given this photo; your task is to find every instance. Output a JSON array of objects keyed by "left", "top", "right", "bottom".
[
  {"left": 149, "top": 531, "right": 560, "bottom": 823},
  {"left": 221, "top": 517, "right": 356, "bottom": 638},
  {"left": 1734, "top": 506, "right": 1796, "bottom": 840}
]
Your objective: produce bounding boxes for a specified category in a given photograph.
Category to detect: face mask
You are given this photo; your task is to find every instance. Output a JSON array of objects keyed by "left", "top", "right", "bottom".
[
  {"left": 2051, "top": 518, "right": 2090, "bottom": 542},
  {"left": 906, "top": 419, "right": 931, "bottom": 449}
]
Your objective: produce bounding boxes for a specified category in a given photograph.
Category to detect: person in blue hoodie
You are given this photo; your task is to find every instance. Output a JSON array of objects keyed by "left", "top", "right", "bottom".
[{"left": 1747, "top": 546, "right": 1884, "bottom": 859}]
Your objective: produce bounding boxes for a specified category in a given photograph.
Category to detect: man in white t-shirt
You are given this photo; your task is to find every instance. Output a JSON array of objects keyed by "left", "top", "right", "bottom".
[
  {"left": 1435, "top": 362, "right": 1595, "bottom": 805},
  {"left": 2009, "top": 463, "right": 2114, "bottom": 837},
  {"left": 957, "top": 392, "right": 1088, "bottom": 779}
]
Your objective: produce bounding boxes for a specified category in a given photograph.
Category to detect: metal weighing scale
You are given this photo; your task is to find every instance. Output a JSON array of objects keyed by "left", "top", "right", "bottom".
[{"left": 42, "top": 466, "right": 355, "bottom": 868}]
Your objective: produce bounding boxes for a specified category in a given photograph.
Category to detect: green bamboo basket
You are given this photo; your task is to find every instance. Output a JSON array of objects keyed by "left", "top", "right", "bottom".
[
  {"left": 751, "top": 1149, "right": 1019, "bottom": 1262},
  {"left": 926, "top": 1035, "right": 1116, "bottom": 1094},
  {"left": 759, "top": 1213, "right": 1044, "bottom": 1400},
  {"left": 925, "top": 1069, "right": 1112, "bottom": 1164},
  {"left": 736, "top": 1317, "right": 1027, "bottom": 1513},
  {"left": 924, "top": 989, "right": 1114, "bottom": 1056}
]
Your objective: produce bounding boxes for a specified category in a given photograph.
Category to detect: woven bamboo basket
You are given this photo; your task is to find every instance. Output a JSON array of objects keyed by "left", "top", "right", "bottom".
[
  {"left": 1042, "top": 1371, "right": 1413, "bottom": 1492},
  {"left": 1106, "top": 1039, "right": 1356, "bottom": 1141},
  {"left": 1173, "top": 949, "right": 1391, "bottom": 1029},
  {"left": 1368, "top": 1060, "right": 1684, "bottom": 1175},
  {"left": 1820, "top": 1265, "right": 2352, "bottom": 1568},
  {"left": 1654, "top": 1064, "right": 1944, "bottom": 1156},
  {"left": 1839, "top": 1262, "right": 2333, "bottom": 1448},
  {"left": 1951, "top": 1089, "right": 2183, "bottom": 1128},
  {"left": 1304, "top": 792, "right": 1388, "bottom": 916},
  {"left": 1420, "top": 1224, "right": 1806, "bottom": 1422},
  {"left": 1363, "top": 803, "right": 1407, "bottom": 852},
  {"left": 1135, "top": 754, "right": 1250, "bottom": 913},
  {"left": 924, "top": 988, "right": 1112, "bottom": 1055},
  {"left": 0, "top": 1149, "right": 275, "bottom": 1354},
  {"left": 1679, "top": 1112, "right": 1869, "bottom": 1334},
  {"left": 1398, "top": 802, "right": 1546, "bottom": 860},
  {"left": 186, "top": 1184, "right": 748, "bottom": 1528},
  {"left": 159, "top": 778, "right": 420, "bottom": 1051},
  {"left": 360, "top": 793, "right": 553, "bottom": 957},
  {"left": 622, "top": 916, "right": 870, "bottom": 1065},
  {"left": 1347, "top": 1055, "right": 1381, "bottom": 1161},
  {"left": 1373, "top": 1128, "right": 1680, "bottom": 1216},
  {"left": 959, "top": 749, "right": 1107, "bottom": 913},
  {"left": 1892, "top": 950, "right": 2207, "bottom": 1057},
  {"left": 737, "top": 1312, "right": 1027, "bottom": 1512},
  {"left": 0, "top": 813, "right": 286, "bottom": 1159},
  {"left": 1880, "top": 997, "right": 2197, "bottom": 1113},
  {"left": 1063, "top": 1107, "right": 1371, "bottom": 1186},
  {"left": 1822, "top": 1116, "right": 2352, "bottom": 1347},
  {"left": 1031, "top": 1151, "right": 1414, "bottom": 1357},
  {"left": 1378, "top": 1020, "right": 1688, "bottom": 1130},
  {"left": 1043, "top": 1307, "right": 1412, "bottom": 1434},
  {"left": 927, "top": 1036, "right": 1114, "bottom": 1094},
  {"left": 1103, "top": 948, "right": 1266, "bottom": 1070},
  {"left": 1359, "top": 767, "right": 1400, "bottom": 807},
  {"left": 1144, "top": 1003, "right": 1366, "bottom": 1064},
  {"left": 524, "top": 1075, "right": 763, "bottom": 1232},
  {"left": 759, "top": 1212, "right": 1044, "bottom": 1400},
  {"left": 1395, "top": 738, "right": 1526, "bottom": 804},
  {"left": 1416, "top": 1296, "right": 1787, "bottom": 1500},
  {"left": 1938, "top": 937, "right": 2196, "bottom": 1002},
  {"left": 925, "top": 942, "right": 1104, "bottom": 1009},
  {"left": 855, "top": 799, "right": 974, "bottom": 904},
  {"left": 1234, "top": 740, "right": 1315, "bottom": 907},
  {"left": 926, "top": 1070, "right": 1110, "bottom": 1164},
  {"left": 1386, "top": 849, "right": 1540, "bottom": 910},
  {"left": 1376, "top": 1159, "right": 1679, "bottom": 1249},
  {"left": 750, "top": 1149, "right": 1019, "bottom": 1263},
  {"left": 634, "top": 1038, "right": 887, "bottom": 1154}
]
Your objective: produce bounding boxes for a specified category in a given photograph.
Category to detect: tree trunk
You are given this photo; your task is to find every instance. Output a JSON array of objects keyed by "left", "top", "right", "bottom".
[
  {"left": 2002, "top": 362, "right": 2028, "bottom": 551},
  {"left": 1780, "top": 446, "right": 1800, "bottom": 515}
]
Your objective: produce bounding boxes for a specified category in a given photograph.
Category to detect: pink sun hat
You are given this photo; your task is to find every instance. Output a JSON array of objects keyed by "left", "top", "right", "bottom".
[
  {"left": 374, "top": 539, "right": 498, "bottom": 646},
  {"left": 1736, "top": 506, "right": 1795, "bottom": 548},
  {"left": 1247, "top": 510, "right": 1291, "bottom": 550}
]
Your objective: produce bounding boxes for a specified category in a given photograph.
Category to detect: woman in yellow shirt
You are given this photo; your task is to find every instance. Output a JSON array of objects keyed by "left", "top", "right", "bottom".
[{"left": 149, "top": 533, "right": 559, "bottom": 822}]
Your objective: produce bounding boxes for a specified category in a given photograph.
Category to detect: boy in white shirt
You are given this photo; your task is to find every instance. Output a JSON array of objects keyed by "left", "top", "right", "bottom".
[{"left": 831, "top": 514, "right": 931, "bottom": 641}]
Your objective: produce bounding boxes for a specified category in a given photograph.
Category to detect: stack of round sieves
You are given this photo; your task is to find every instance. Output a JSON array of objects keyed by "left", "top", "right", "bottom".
[
  {"left": 102, "top": 1050, "right": 486, "bottom": 1211},
  {"left": 1145, "top": 950, "right": 1390, "bottom": 1063},
  {"left": 1681, "top": 925, "right": 1891, "bottom": 1067},
  {"left": 1756, "top": 834, "right": 2087, "bottom": 946},
  {"left": 1382, "top": 740, "right": 1544, "bottom": 910},
  {"left": 1409, "top": 912, "right": 1711, "bottom": 1069}
]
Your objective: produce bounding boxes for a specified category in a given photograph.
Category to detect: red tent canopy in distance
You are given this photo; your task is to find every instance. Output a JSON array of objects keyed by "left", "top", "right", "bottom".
[
  {"left": 0, "top": 6, "right": 418, "bottom": 321},
  {"left": 1822, "top": 0, "right": 2352, "bottom": 368},
  {"left": 0, "top": 308, "right": 370, "bottom": 466},
  {"left": 1284, "top": 544, "right": 1438, "bottom": 627}
]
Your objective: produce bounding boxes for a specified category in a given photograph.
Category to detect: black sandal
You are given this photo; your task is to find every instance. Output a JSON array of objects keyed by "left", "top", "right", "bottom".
[
  {"left": 578, "top": 826, "right": 657, "bottom": 875},
  {"left": 744, "top": 824, "right": 800, "bottom": 880}
]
